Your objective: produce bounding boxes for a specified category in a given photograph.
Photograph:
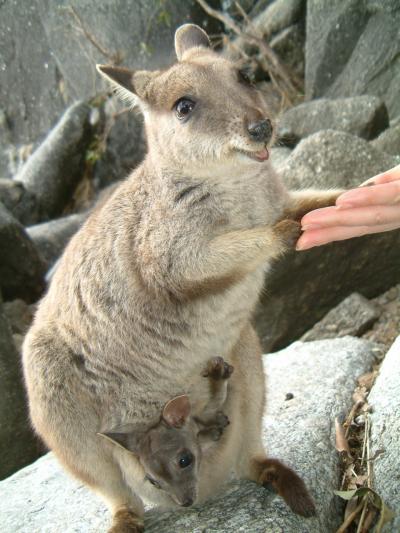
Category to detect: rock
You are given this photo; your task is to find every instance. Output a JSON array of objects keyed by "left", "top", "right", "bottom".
[
  {"left": 270, "top": 23, "right": 305, "bottom": 78},
  {"left": 0, "top": 202, "right": 45, "bottom": 302},
  {"left": 3, "top": 299, "right": 36, "bottom": 336},
  {"left": 370, "top": 123, "right": 400, "bottom": 156},
  {"left": 27, "top": 213, "right": 87, "bottom": 270},
  {"left": 0, "top": 295, "right": 42, "bottom": 480},
  {"left": 270, "top": 146, "right": 292, "bottom": 173},
  {"left": 301, "top": 293, "right": 379, "bottom": 342},
  {"left": 38, "top": 1, "right": 218, "bottom": 102},
  {"left": 250, "top": 0, "right": 305, "bottom": 39},
  {"left": 16, "top": 102, "right": 93, "bottom": 222},
  {"left": 305, "top": 1, "right": 400, "bottom": 120},
  {"left": 277, "top": 96, "right": 389, "bottom": 146},
  {"left": 0, "top": 4, "right": 66, "bottom": 148},
  {"left": 93, "top": 99, "right": 146, "bottom": 189},
  {"left": 369, "top": 335, "right": 400, "bottom": 531},
  {"left": 0, "top": 178, "right": 38, "bottom": 225},
  {"left": 0, "top": 1, "right": 217, "bottom": 149},
  {"left": 256, "top": 226, "right": 400, "bottom": 351},
  {"left": 280, "top": 130, "right": 399, "bottom": 190},
  {"left": 0, "top": 336, "right": 378, "bottom": 531}
]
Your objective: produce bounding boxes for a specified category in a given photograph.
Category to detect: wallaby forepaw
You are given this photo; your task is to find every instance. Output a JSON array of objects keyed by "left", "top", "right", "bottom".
[
  {"left": 215, "top": 410, "right": 230, "bottom": 428},
  {"left": 109, "top": 509, "right": 144, "bottom": 533},
  {"left": 273, "top": 219, "right": 302, "bottom": 250},
  {"left": 202, "top": 356, "right": 234, "bottom": 380}
]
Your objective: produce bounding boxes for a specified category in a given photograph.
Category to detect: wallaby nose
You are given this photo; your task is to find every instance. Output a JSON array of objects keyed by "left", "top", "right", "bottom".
[
  {"left": 247, "top": 119, "right": 272, "bottom": 143},
  {"left": 181, "top": 497, "right": 194, "bottom": 507}
]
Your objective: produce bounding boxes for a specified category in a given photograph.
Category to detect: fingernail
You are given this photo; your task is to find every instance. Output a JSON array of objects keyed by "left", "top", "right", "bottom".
[{"left": 296, "top": 242, "right": 311, "bottom": 251}]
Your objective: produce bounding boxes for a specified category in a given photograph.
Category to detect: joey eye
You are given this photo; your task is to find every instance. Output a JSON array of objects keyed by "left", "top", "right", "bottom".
[
  {"left": 238, "top": 69, "right": 253, "bottom": 86},
  {"left": 175, "top": 98, "right": 196, "bottom": 120},
  {"left": 178, "top": 451, "right": 194, "bottom": 469},
  {"left": 146, "top": 475, "right": 161, "bottom": 489}
]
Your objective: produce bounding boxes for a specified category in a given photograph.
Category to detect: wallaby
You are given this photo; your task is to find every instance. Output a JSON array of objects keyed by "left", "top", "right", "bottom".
[
  {"left": 99, "top": 356, "right": 233, "bottom": 509},
  {"left": 23, "top": 23, "right": 339, "bottom": 532}
]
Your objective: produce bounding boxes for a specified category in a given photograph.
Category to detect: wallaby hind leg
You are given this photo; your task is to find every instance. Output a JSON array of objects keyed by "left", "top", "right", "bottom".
[
  {"left": 248, "top": 456, "right": 316, "bottom": 518},
  {"left": 55, "top": 446, "right": 144, "bottom": 533}
]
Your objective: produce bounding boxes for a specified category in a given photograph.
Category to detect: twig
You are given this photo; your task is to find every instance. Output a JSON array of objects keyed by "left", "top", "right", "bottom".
[
  {"left": 356, "top": 415, "right": 371, "bottom": 533},
  {"left": 66, "top": 5, "right": 122, "bottom": 64},
  {"left": 336, "top": 499, "right": 365, "bottom": 533},
  {"left": 196, "top": 0, "right": 301, "bottom": 104}
]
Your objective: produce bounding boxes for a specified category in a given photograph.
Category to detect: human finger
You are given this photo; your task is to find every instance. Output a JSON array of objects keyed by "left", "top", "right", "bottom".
[
  {"left": 302, "top": 204, "right": 400, "bottom": 230},
  {"left": 296, "top": 221, "right": 400, "bottom": 250},
  {"left": 336, "top": 180, "right": 400, "bottom": 208}
]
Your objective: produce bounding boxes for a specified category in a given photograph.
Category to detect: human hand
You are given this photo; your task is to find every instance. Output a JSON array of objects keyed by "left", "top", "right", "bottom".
[{"left": 296, "top": 164, "right": 400, "bottom": 250}]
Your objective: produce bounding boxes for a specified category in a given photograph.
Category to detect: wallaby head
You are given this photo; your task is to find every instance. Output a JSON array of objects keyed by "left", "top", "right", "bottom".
[
  {"left": 97, "top": 24, "right": 273, "bottom": 176},
  {"left": 99, "top": 395, "right": 201, "bottom": 507}
]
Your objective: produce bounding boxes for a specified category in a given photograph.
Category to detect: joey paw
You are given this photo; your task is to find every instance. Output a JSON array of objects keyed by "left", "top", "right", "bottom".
[{"left": 202, "top": 356, "right": 234, "bottom": 380}]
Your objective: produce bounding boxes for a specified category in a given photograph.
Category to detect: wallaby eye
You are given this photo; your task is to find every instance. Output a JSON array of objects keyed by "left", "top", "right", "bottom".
[
  {"left": 145, "top": 475, "right": 161, "bottom": 488},
  {"left": 238, "top": 68, "right": 253, "bottom": 86},
  {"left": 174, "top": 98, "right": 196, "bottom": 120},
  {"left": 178, "top": 451, "right": 194, "bottom": 469}
]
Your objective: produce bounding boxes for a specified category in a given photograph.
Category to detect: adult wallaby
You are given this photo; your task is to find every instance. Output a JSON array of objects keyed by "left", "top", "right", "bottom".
[{"left": 23, "top": 23, "right": 338, "bottom": 532}]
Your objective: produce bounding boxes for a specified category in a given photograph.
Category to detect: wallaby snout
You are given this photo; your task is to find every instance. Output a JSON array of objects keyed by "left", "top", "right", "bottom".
[{"left": 247, "top": 118, "right": 273, "bottom": 143}]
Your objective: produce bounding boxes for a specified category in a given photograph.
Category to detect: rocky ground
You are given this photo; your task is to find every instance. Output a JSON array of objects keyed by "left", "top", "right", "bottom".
[{"left": 0, "top": 0, "right": 399, "bottom": 531}]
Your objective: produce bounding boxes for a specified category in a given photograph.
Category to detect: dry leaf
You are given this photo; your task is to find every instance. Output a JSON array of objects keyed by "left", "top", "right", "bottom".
[
  {"left": 357, "top": 372, "right": 375, "bottom": 390},
  {"left": 344, "top": 497, "right": 359, "bottom": 520}
]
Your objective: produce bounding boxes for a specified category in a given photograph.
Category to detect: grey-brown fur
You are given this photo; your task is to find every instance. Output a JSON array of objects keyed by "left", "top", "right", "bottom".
[{"left": 23, "top": 24, "right": 338, "bottom": 531}]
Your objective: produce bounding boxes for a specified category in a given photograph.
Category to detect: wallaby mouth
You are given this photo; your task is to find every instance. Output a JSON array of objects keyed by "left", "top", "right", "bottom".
[{"left": 237, "top": 146, "right": 269, "bottom": 162}]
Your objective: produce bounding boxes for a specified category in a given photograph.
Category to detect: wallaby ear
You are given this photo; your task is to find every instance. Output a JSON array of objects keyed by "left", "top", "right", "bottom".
[
  {"left": 97, "top": 423, "right": 145, "bottom": 454},
  {"left": 174, "top": 24, "right": 211, "bottom": 61},
  {"left": 96, "top": 64, "right": 157, "bottom": 104},
  {"left": 162, "top": 395, "right": 191, "bottom": 428}
]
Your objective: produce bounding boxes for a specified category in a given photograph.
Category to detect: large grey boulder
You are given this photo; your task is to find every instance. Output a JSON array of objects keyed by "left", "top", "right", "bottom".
[
  {"left": 0, "top": 203, "right": 45, "bottom": 302},
  {"left": 0, "top": 1, "right": 216, "bottom": 149},
  {"left": 0, "top": 336, "right": 378, "bottom": 532},
  {"left": 256, "top": 230, "right": 400, "bottom": 351},
  {"left": 16, "top": 102, "right": 93, "bottom": 222},
  {"left": 369, "top": 335, "right": 400, "bottom": 531},
  {"left": 0, "top": 295, "right": 42, "bottom": 480},
  {"left": 370, "top": 123, "right": 400, "bottom": 156},
  {"left": 277, "top": 96, "right": 389, "bottom": 146},
  {"left": 280, "top": 129, "right": 399, "bottom": 190},
  {"left": 301, "top": 293, "right": 379, "bottom": 342},
  {"left": 248, "top": 0, "right": 305, "bottom": 39},
  {"left": 27, "top": 213, "right": 87, "bottom": 271},
  {"left": 0, "top": 178, "right": 38, "bottom": 225},
  {"left": 0, "top": 3, "right": 66, "bottom": 148},
  {"left": 305, "top": 1, "right": 400, "bottom": 120}
]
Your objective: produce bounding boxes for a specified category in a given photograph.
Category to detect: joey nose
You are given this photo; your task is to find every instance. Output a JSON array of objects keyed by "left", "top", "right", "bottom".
[
  {"left": 247, "top": 119, "right": 272, "bottom": 143},
  {"left": 181, "top": 497, "right": 194, "bottom": 507}
]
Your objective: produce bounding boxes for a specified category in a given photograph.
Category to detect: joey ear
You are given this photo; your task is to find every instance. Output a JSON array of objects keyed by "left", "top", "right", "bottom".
[
  {"left": 97, "top": 424, "right": 145, "bottom": 454},
  {"left": 174, "top": 24, "right": 210, "bottom": 61},
  {"left": 96, "top": 65, "right": 157, "bottom": 102},
  {"left": 162, "top": 395, "right": 191, "bottom": 428}
]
